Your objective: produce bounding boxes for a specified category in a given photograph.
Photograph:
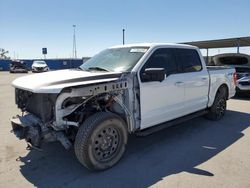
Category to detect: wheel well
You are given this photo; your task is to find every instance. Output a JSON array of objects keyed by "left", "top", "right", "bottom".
[
  {"left": 217, "top": 84, "right": 229, "bottom": 99},
  {"left": 69, "top": 96, "right": 130, "bottom": 131}
]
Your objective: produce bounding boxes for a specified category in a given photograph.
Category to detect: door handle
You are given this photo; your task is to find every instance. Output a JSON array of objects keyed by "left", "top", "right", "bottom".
[
  {"left": 175, "top": 81, "right": 184, "bottom": 86},
  {"left": 201, "top": 77, "right": 208, "bottom": 81}
]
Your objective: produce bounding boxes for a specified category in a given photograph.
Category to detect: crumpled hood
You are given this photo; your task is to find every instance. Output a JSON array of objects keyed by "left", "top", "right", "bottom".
[{"left": 12, "top": 69, "right": 122, "bottom": 93}]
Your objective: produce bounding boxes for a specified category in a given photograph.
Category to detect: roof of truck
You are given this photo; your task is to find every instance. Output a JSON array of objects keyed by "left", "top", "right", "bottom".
[{"left": 110, "top": 43, "right": 197, "bottom": 49}]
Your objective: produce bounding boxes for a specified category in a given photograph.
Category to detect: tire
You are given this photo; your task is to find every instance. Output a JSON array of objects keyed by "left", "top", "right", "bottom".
[
  {"left": 206, "top": 87, "right": 227, "bottom": 121},
  {"left": 74, "top": 112, "right": 128, "bottom": 171}
]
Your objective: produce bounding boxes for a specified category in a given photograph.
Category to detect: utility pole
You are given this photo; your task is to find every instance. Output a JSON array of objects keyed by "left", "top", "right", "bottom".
[
  {"left": 72, "top": 25, "right": 77, "bottom": 58},
  {"left": 122, "top": 29, "right": 125, "bottom": 45},
  {"left": 236, "top": 38, "right": 240, "bottom": 54}
]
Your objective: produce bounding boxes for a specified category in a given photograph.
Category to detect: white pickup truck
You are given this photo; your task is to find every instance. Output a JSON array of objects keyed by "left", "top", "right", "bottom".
[{"left": 11, "top": 43, "right": 236, "bottom": 170}]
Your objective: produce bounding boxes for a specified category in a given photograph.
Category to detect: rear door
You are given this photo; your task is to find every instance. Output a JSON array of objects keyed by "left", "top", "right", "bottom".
[
  {"left": 139, "top": 48, "right": 186, "bottom": 129},
  {"left": 175, "top": 48, "right": 209, "bottom": 113}
]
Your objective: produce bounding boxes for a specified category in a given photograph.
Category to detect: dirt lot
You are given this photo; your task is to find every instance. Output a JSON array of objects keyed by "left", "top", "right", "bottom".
[{"left": 0, "top": 72, "right": 249, "bottom": 188}]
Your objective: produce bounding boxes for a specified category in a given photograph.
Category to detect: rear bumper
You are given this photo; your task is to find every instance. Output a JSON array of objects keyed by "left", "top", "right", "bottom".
[
  {"left": 236, "top": 87, "right": 250, "bottom": 93},
  {"left": 236, "top": 85, "right": 250, "bottom": 92},
  {"left": 236, "top": 77, "right": 250, "bottom": 92},
  {"left": 32, "top": 70, "right": 48, "bottom": 73},
  {"left": 10, "top": 69, "right": 28, "bottom": 73}
]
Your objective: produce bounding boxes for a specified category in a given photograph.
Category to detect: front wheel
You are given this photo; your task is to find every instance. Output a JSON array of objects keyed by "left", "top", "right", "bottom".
[{"left": 74, "top": 112, "right": 128, "bottom": 171}]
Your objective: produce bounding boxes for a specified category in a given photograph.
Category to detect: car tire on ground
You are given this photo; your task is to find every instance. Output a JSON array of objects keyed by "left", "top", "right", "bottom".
[
  {"left": 74, "top": 112, "right": 128, "bottom": 171},
  {"left": 206, "top": 86, "right": 227, "bottom": 121}
]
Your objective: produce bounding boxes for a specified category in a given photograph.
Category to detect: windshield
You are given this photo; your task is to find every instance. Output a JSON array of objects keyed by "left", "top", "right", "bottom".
[
  {"left": 34, "top": 61, "right": 46, "bottom": 64},
  {"left": 80, "top": 47, "right": 148, "bottom": 72}
]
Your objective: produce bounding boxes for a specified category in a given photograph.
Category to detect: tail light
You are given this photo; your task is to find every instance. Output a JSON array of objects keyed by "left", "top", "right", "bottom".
[{"left": 233, "top": 72, "right": 237, "bottom": 86}]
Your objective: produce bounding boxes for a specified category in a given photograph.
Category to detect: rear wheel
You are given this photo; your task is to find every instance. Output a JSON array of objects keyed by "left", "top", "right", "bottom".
[
  {"left": 74, "top": 112, "right": 128, "bottom": 171},
  {"left": 206, "top": 87, "right": 227, "bottom": 120}
]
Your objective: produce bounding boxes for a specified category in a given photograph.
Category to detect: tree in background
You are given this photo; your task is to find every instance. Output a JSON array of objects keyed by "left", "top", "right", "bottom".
[{"left": 0, "top": 48, "right": 10, "bottom": 59}]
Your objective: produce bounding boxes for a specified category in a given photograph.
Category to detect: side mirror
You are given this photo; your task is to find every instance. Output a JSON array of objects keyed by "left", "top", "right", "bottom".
[{"left": 141, "top": 68, "right": 166, "bottom": 82}]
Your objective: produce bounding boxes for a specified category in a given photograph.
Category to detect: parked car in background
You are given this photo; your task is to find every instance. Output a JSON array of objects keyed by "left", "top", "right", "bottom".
[
  {"left": 9, "top": 60, "right": 29, "bottom": 73},
  {"left": 212, "top": 53, "right": 250, "bottom": 95},
  {"left": 31, "top": 60, "right": 49, "bottom": 72}
]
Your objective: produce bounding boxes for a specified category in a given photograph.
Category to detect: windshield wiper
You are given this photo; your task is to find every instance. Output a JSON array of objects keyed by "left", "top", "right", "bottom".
[
  {"left": 87, "top": 67, "right": 109, "bottom": 72},
  {"left": 76, "top": 67, "right": 83, "bottom": 70}
]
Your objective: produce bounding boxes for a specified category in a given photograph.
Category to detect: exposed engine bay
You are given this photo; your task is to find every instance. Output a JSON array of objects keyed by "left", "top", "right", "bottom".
[{"left": 12, "top": 73, "right": 141, "bottom": 149}]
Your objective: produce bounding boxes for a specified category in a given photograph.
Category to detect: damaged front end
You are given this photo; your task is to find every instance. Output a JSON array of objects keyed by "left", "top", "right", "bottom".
[
  {"left": 11, "top": 113, "right": 72, "bottom": 149},
  {"left": 11, "top": 73, "right": 139, "bottom": 150},
  {"left": 11, "top": 89, "right": 72, "bottom": 149},
  {"left": 11, "top": 114, "right": 42, "bottom": 147}
]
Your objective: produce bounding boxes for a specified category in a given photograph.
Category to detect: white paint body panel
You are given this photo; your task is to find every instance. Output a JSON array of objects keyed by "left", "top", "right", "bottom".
[
  {"left": 207, "top": 67, "right": 236, "bottom": 107},
  {"left": 12, "top": 69, "right": 119, "bottom": 93},
  {"left": 135, "top": 45, "right": 236, "bottom": 130},
  {"left": 181, "top": 70, "right": 209, "bottom": 114},
  {"left": 140, "top": 74, "right": 185, "bottom": 128},
  {"left": 31, "top": 61, "right": 48, "bottom": 68},
  {"left": 237, "top": 76, "right": 250, "bottom": 91}
]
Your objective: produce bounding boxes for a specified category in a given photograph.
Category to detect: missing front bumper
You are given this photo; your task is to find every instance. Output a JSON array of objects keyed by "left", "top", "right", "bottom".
[
  {"left": 11, "top": 114, "right": 42, "bottom": 147},
  {"left": 10, "top": 114, "right": 72, "bottom": 149}
]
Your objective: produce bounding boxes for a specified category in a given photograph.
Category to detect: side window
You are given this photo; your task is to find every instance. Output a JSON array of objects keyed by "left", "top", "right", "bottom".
[
  {"left": 140, "top": 48, "right": 178, "bottom": 78},
  {"left": 176, "top": 49, "right": 202, "bottom": 72}
]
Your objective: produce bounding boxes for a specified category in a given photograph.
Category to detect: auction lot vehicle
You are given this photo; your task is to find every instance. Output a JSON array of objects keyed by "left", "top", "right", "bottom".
[
  {"left": 11, "top": 43, "right": 236, "bottom": 170},
  {"left": 9, "top": 60, "right": 29, "bottom": 73},
  {"left": 31, "top": 60, "right": 50, "bottom": 72}
]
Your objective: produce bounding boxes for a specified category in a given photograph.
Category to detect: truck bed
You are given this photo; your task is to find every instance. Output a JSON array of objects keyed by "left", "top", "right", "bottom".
[
  {"left": 206, "top": 65, "right": 236, "bottom": 108},
  {"left": 207, "top": 66, "right": 233, "bottom": 71}
]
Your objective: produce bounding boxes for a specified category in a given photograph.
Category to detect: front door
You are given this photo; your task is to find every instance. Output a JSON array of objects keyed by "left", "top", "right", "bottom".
[{"left": 139, "top": 48, "right": 186, "bottom": 130}]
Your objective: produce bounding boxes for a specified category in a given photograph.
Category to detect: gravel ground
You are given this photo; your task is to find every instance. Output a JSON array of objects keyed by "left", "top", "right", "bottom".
[{"left": 0, "top": 72, "right": 249, "bottom": 188}]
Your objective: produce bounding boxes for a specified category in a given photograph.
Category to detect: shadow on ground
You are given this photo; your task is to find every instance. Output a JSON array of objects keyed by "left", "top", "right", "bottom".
[
  {"left": 17, "top": 110, "right": 250, "bottom": 188},
  {"left": 233, "top": 93, "right": 250, "bottom": 100}
]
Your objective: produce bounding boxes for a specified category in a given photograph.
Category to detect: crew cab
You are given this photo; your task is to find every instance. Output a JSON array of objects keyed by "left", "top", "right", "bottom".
[{"left": 11, "top": 43, "right": 236, "bottom": 170}]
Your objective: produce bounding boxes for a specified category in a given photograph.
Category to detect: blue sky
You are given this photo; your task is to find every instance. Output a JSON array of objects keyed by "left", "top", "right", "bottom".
[{"left": 0, "top": 0, "right": 250, "bottom": 59}]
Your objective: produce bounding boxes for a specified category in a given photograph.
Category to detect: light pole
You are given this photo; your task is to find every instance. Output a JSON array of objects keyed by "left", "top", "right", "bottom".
[
  {"left": 72, "top": 25, "right": 77, "bottom": 58},
  {"left": 122, "top": 29, "right": 125, "bottom": 45}
]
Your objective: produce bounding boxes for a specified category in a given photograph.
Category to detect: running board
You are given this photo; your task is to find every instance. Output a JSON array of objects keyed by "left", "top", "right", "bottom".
[{"left": 136, "top": 110, "right": 208, "bottom": 136}]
